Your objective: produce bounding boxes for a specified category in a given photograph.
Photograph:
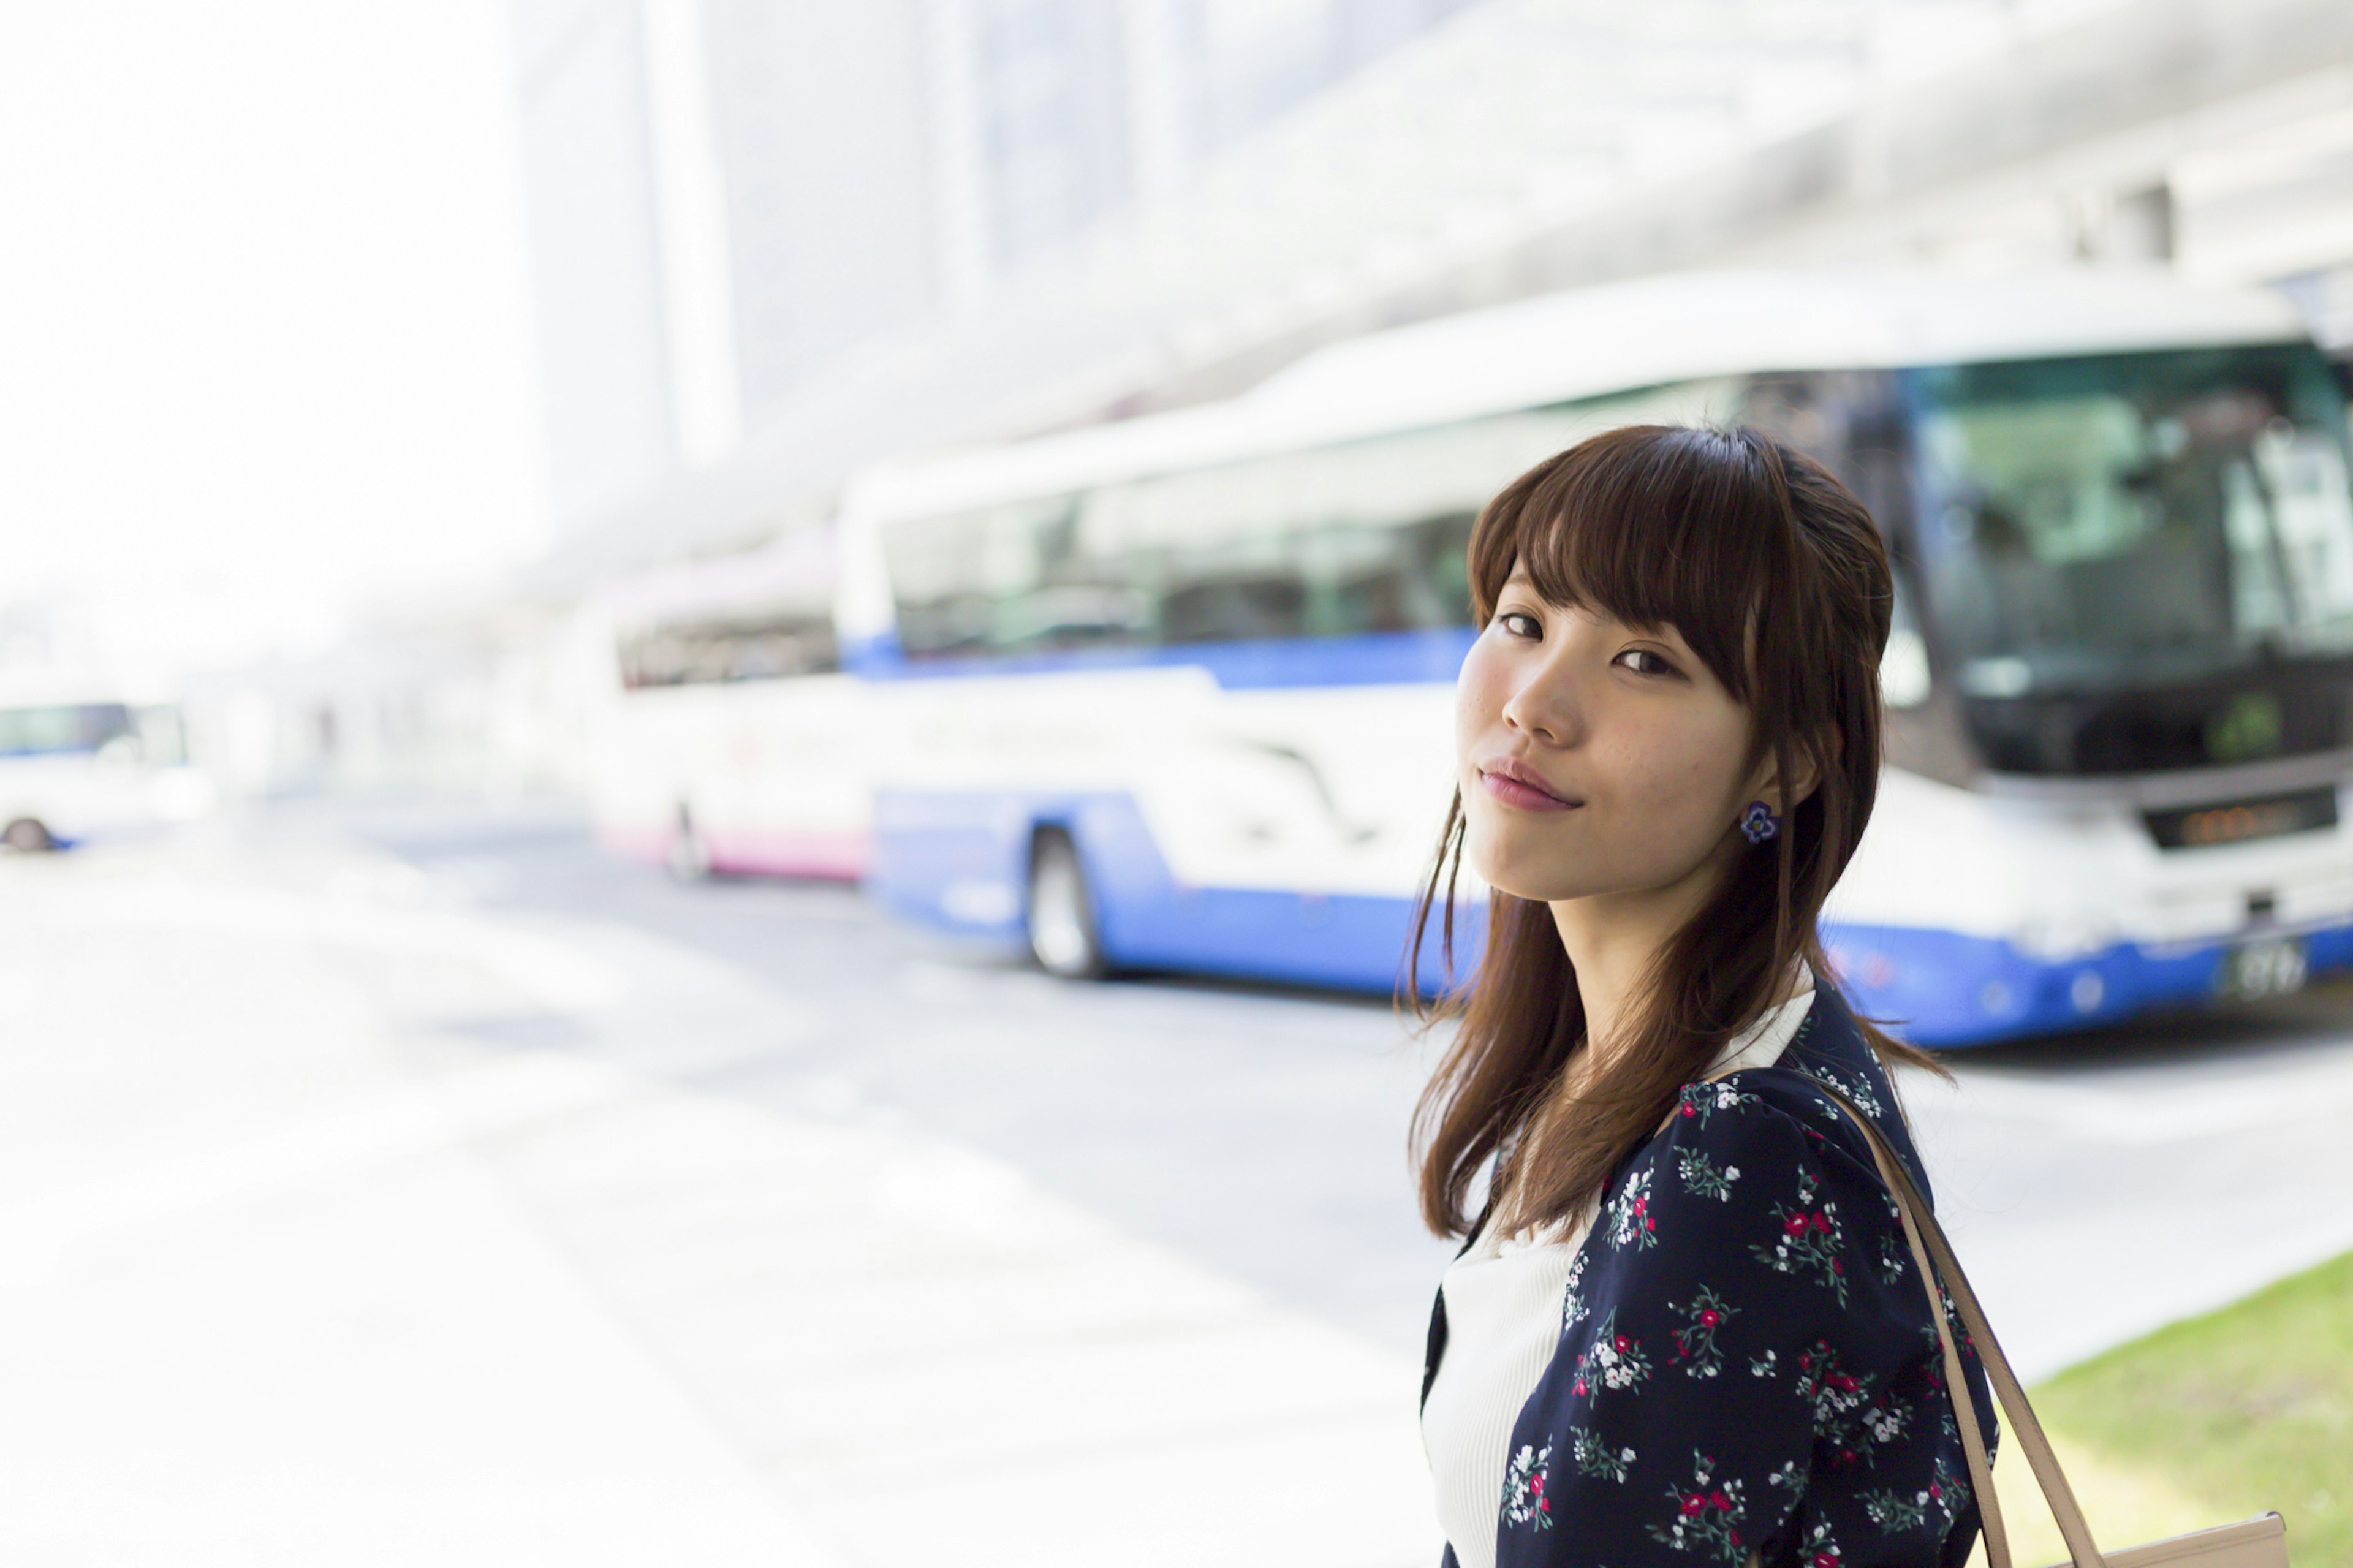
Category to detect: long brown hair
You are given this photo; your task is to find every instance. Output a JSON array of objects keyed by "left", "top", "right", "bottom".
[{"left": 1408, "top": 423, "right": 1942, "bottom": 1241}]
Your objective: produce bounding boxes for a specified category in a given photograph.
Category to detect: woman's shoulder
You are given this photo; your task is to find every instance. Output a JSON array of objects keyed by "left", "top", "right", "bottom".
[
  {"left": 1592, "top": 1072, "right": 1842, "bottom": 1246},
  {"left": 1649, "top": 1062, "right": 1857, "bottom": 1170},
  {"left": 1601, "top": 1057, "right": 1909, "bottom": 1253},
  {"left": 1649, "top": 987, "right": 1930, "bottom": 1207}
]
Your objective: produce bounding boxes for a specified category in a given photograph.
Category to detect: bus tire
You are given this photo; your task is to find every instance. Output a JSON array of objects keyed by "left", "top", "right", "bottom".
[
  {"left": 665, "top": 808, "right": 711, "bottom": 882},
  {"left": 2, "top": 818, "right": 53, "bottom": 853},
  {"left": 1028, "top": 828, "right": 1105, "bottom": 980}
]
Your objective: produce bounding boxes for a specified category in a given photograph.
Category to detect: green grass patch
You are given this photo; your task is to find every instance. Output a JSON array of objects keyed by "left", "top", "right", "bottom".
[{"left": 2023, "top": 1247, "right": 2353, "bottom": 1564}]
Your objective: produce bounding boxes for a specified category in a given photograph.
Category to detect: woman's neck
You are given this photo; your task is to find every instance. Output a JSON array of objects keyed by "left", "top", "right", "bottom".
[
  {"left": 1547, "top": 893, "right": 1686, "bottom": 1075},
  {"left": 1548, "top": 838, "right": 1744, "bottom": 1074}
]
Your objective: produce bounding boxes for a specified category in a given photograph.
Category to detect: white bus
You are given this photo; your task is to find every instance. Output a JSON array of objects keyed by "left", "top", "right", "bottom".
[
  {"left": 588, "top": 527, "right": 871, "bottom": 881},
  {"left": 833, "top": 267, "right": 2353, "bottom": 1046},
  {"left": 0, "top": 678, "right": 213, "bottom": 850}
]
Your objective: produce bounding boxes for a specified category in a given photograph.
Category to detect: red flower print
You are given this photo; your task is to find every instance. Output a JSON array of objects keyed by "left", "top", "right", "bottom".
[
  {"left": 1614, "top": 1334, "right": 1631, "bottom": 1352},
  {"left": 1786, "top": 1214, "right": 1810, "bottom": 1236},
  {"left": 1680, "top": 1494, "right": 1705, "bottom": 1517},
  {"left": 1709, "top": 1490, "right": 1731, "bottom": 1510},
  {"left": 1810, "top": 1211, "right": 1832, "bottom": 1233},
  {"left": 1699, "top": 1309, "right": 1719, "bottom": 1327}
]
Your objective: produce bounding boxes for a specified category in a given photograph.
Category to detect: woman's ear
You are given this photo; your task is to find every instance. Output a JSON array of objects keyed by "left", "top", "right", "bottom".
[{"left": 1749, "top": 737, "right": 1825, "bottom": 814}]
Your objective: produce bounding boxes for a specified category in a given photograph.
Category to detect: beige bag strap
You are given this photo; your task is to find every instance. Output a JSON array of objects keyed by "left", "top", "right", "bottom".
[{"left": 1806, "top": 1080, "right": 2109, "bottom": 1568}]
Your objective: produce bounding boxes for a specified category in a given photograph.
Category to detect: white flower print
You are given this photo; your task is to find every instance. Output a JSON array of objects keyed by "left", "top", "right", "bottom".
[
  {"left": 1567, "top": 1425, "right": 1636, "bottom": 1482},
  {"left": 1501, "top": 1442, "right": 1554, "bottom": 1529},
  {"left": 1605, "top": 1168, "right": 1659, "bottom": 1250}
]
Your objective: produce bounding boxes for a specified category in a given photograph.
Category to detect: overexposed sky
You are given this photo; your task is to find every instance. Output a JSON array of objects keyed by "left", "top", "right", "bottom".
[{"left": 0, "top": 0, "right": 546, "bottom": 672}]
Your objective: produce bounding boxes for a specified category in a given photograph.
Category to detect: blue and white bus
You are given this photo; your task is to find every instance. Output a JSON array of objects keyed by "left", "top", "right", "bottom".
[{"left": 834, "top": 267, "right": 2353, "bottom": 1045}]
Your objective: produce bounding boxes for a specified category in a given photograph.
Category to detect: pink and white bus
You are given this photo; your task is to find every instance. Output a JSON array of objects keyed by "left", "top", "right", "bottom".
[{"left": 587, "top": 526, "right": 873, "bottom": 881}]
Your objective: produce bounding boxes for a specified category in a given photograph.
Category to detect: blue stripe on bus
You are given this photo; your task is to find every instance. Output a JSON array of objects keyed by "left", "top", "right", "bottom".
[
  {"left": 1821, "top": 922, "right": 2353, "bottom": 1045},
  {"left": 869, "top": 787, "right": 1473, "bottom": 994},
  {"left": 841, "top": 627, "right": 1478, "bottom": 690},
  {"left": 871, "top": 786, "right": 2353, "bottom": 1045}
]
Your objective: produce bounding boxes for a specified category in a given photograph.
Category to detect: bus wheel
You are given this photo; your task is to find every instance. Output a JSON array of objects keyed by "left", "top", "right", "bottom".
[
  {"left": 2, "top": 819, "right": 53, "bottom": 853},
  {"left": 1028, "top": 829, "right": 1105, "bottom": 980},
  {"left": 665, "top": 809, "right": 710, "bottom": 881}
]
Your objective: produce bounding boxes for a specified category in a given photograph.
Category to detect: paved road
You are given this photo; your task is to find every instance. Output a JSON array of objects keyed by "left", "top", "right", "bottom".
[
  {"left": 6, "top": 799, "right": 2349, "bottom": 1566},
  {"left": 334, "top": 797, "right": 2353, "bottom": 1379},
  {"left": 336, "top": 799, "right": 1466, "bottom": 1357}
]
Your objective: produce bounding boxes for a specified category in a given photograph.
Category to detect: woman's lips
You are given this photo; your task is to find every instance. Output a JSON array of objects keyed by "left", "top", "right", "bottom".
[{"left": 1478, "top": 757, "right": 1580, "bottom": 812}]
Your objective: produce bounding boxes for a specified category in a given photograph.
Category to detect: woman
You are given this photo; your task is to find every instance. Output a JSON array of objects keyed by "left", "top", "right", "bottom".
[{"left": 1412, "top": 426, "right": 1995, "bottom": 1567}]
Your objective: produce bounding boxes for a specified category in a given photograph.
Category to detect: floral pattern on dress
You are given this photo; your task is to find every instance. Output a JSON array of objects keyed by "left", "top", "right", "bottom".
[
  {"left": 1559, "top": 1246, "right": 1593, "bottom": 1334},
  {"left": 1794, "top": 1339, "right": 1914, "bottom": 1471},
  {"left": 1748, "top": 1165, "right": 1849, "bottom": 1305},
  {"left": 1877, "top": 1227, "right": 1913, "bottom": 1286},
  {"left": 1676, "top": 1146, "right": 1740, "bottom": 1201},
  {"left": 1859, "top": 1456, "right": 1970, "bottom": 1532},
  {"left": 1665, "top": 1286, "right": 1738, "bottom": 1379},
  {"left": 1502, "top": 1443, "right": 1554, "bottom": 1529},
  {"left": 1794, "top": 1519, "right": 1846, "bottom": 1567},
  {"left": 1677, "top": 1079, "right": 1760, "bottom": 1131},
  {"left": 1427, "top": 985, "right": 1999, "bottom": 1568},
  {"left": 1605, "top": 1168, "right": 1660, "bottom": 1250},
  {"left": 1643, "top": 1450, "right": 1752, "bottom": 1562},
  {"left": 1571, "top": 1308, "right": 1654, "bottom": 1396},
  {"left": 1568, "top": 1425, "right": 1636, "bottom": 1482},
  {"left": 1801, "top": 1060, "right": 1884, "bottom": 1123}
]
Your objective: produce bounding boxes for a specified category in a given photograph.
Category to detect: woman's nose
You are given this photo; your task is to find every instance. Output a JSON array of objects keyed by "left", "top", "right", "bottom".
[{"left": 1501, "top": 662, "right": 1583, "bottom": 748}]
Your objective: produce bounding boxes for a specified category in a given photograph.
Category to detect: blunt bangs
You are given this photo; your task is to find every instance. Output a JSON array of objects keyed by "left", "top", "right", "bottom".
[{"left": 1468, "top": 424, "right": 1796, "bottom": 709}]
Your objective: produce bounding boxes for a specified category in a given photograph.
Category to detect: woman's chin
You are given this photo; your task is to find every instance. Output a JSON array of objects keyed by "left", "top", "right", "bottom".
[{"left": 1465, "top": 849, "right": 1578, "bottom": 906}]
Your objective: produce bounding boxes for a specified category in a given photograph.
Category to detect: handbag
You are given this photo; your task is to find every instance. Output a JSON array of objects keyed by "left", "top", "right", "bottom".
[{"left": 1801, "top": 1080, "right": 2290, "bottom": 1568}]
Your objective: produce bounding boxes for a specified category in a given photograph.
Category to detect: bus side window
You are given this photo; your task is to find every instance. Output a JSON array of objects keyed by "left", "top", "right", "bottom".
[
  {"left": 887, "top": 496, "right": 1149, "bottom": 658},
  {"left": 619, "top": 613, "right": 839, "bottom": 686}
]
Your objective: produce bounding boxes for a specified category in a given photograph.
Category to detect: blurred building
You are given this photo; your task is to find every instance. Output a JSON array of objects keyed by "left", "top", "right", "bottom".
[
  {"left": 507, "top": 0, "right": 2353, "bottom": 589},
  {"left": 510, "top": 0, "right": 1487, "bottom": 539},
  {"left": 510, "top": 0, "right": 681, "bottom": 526}
]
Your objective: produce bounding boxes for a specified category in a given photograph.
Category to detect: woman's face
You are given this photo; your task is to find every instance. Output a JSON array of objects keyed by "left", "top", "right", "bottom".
[{"left": 1455, "top": 560, "right": 1766, "bottom": 906}]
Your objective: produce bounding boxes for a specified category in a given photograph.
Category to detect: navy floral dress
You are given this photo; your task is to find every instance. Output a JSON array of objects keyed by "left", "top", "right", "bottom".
[{"left": 1422, "top": 985, "right": 1997, "bottom": 1567}]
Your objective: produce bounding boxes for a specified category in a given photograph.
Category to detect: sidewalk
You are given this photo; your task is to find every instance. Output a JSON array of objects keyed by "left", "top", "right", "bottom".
[{"left": 0, "top": 835, "right": 1441, "bottom": 1567}]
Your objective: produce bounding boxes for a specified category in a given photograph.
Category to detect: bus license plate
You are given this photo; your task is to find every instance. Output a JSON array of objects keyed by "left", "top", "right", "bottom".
[{"left": 2217, "top": 936, "right": 2308, "bottom": 1001}]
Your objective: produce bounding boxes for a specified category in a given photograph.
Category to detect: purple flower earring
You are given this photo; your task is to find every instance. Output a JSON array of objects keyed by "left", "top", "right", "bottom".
[{"left": 1739, "top": 800, "right": 1779, "bottom": 844}]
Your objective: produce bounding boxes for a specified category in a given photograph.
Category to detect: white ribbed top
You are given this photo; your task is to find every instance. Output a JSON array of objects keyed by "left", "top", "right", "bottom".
[{"left": 1420, "top": 986, "right": 1816, "bottom": 1568}]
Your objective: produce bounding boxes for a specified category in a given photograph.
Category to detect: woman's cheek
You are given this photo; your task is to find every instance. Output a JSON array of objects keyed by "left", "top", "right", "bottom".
[{"left": 1452, "top": 648, "right": 1506, "bottom": 765}]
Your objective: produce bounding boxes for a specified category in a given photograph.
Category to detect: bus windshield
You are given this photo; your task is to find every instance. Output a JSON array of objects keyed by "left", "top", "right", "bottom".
[
  {"left": 1910, "top": 343, "right": 2353, "bottom": 696},
  {"left": 0, "top": 703, "right": 135, "bottom": 758}
]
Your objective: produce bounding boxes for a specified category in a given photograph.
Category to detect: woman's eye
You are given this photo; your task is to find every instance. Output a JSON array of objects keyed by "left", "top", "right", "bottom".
[
  {"left": 1617, "top": 648, "right": 1680, "bottom": 676},
  {"left": 1496, "top": 611, "right": 1541, "bottom": 639}
]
